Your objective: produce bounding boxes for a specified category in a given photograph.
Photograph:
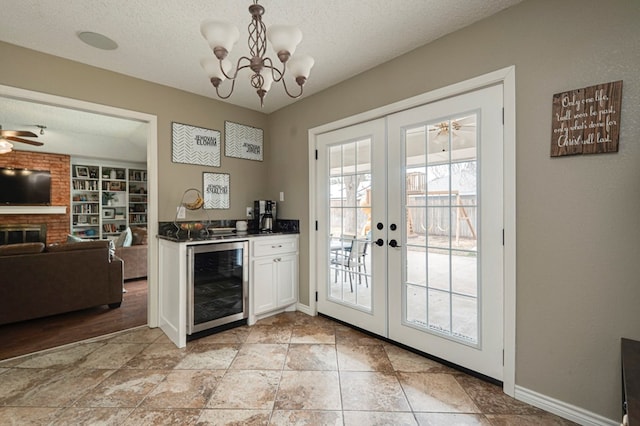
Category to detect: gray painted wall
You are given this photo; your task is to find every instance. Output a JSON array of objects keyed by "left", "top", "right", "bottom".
[
  {"left": 0, "top": 40, "right": 269, "bottom": 222},
  {"left": 267, "top": 0, "right": 640, "bottom": 421}
]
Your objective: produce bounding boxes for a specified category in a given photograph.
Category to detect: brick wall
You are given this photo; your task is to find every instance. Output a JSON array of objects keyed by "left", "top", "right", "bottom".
[{"left": 0, "top": 150, "right": 70, "bottom": 244}]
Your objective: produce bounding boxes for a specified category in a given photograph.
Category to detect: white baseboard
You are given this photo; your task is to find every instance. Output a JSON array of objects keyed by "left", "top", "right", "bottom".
[
  {"left": 295, "top": 303, "right": 314, "bottom": 316},
  {"left": 515, "top": 386, "right": 619, "bottom": 426}
]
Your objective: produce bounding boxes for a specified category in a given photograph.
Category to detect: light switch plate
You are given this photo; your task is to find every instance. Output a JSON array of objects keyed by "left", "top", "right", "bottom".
[
  {"left": 246, "top": 207, "right": 253, "bottom": 218},
  {"left": 279, "top": 191, "right": 284, "bottom": 202}
]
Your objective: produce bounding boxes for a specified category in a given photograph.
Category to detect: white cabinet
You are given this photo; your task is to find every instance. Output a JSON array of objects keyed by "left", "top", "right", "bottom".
[
  {"left": 250, "top": 235, "right": 299, "bottom": 324},
  {"left": 275, "top": 254, "right": 298, "bottom": 306},
  {"left": 157, "top": 233, "right": 300, "bottom": 347},
  {"left": 252, "top": 257, "right": 278, "bottom": 314}
]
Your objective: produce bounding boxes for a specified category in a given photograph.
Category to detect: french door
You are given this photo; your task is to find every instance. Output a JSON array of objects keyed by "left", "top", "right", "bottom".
[
  {"left": 387, "top": 84, "right": 504, "bottom": 380},
  {"left": 316, "top": 119, "right": 387, "bottom": 335},
  {"left": 316, "top": 84, "right": 505, "bottom": 380}
]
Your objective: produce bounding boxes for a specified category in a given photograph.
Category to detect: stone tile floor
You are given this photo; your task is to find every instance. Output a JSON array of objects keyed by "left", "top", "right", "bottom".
[{"left": 0, "top": 312, "right": 575, "bottom": 425}]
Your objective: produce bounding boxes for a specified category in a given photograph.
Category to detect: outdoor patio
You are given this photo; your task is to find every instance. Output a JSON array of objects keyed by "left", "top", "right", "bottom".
[{"left": 328, "top": 235, "right": 478, "bottom": 344}]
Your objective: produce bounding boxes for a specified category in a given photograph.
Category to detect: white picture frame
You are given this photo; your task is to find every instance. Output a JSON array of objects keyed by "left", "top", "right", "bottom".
[
  {"left": 225, "top": 121, "right": 263, "bottom": 161},
  {"left": 75, "top": 166, "right": 89, "bottom": 178},
  {"left": 102, "top": 208, "right": 115, "bottom": 219},
  {"left": 172, "top": 122, "right": 221, "bottom": 167},
  {"left": 203, "top": 172, "right": 230, "bottom": 209}
]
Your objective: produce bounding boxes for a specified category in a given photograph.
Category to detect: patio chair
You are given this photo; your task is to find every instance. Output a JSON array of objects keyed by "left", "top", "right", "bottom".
[{"left": 330, "top": 238, "right": 369, "bottom": 292}]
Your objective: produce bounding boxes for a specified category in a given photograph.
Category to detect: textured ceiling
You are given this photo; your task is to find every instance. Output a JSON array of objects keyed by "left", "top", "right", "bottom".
[
  {"left": 0, "top": 98, "right": 148, "bottom": 163},
  {"left": 0, "top": 0, "right": 522, "bottom": 159}
]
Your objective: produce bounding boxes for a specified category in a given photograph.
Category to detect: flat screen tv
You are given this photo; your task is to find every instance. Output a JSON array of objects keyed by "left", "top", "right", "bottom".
[{"left": 0, "top": 167, "right": 51, "bottom": 205}]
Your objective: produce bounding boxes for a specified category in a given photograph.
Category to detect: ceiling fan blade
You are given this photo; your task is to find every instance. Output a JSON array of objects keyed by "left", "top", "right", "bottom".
[
  {"left": 0, "top": 130, "right": 38, "bottom": 138},
  {"left": 6, "top": 136, "right": 44, "bottom": 146}
]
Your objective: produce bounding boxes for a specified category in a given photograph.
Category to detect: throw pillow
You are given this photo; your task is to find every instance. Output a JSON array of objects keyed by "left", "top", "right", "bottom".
[
  {"left": 114, "top": 230, "right": 126, "bottom": 248},
  {"left": 67, "top": 234, "right": 87, "bottom": 243},
  {"left": 115, "top": 227, "right": 132, "bottom": 248},
  {"left": 123, "top": 227, "right": 133, "bottom": 247},
  {"left": 131, "top": 226, "right": 148, "bottom": 245}
]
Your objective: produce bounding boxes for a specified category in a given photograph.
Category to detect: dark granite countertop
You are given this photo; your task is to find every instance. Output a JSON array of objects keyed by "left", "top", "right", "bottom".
[
  {"left": 157, "top": 229, "right": 299, "bottom": 243},
  {"left": 157, "top": 219, "right": 299, "bottom": 243}
]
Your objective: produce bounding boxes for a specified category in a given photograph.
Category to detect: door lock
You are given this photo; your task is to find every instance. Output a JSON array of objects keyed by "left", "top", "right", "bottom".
[{"left": 388, "top": 239, "right": 401, "bottom": 248}]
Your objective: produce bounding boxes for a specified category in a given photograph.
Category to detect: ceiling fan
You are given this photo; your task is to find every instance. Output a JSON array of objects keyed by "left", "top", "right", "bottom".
[{"left": 0, "top": 125, "right": 44, "bottom": 154}]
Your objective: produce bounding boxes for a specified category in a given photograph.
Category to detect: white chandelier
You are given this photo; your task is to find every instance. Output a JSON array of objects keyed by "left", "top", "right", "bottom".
[{"left": 200, "top": 0, "right": 314, "bottom": 107}]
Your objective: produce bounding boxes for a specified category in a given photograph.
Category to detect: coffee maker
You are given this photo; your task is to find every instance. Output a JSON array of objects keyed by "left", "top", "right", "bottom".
[{"left": 254, "top": 200, "right": 277, "bottom": 232}]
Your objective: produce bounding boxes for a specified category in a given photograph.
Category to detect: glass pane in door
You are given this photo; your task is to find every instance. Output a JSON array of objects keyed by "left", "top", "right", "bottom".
[
  {"left": 327, "top": 139, "right": 372, "bottom": 310},
  {"left": 404, "top": 114, "right": 479, "bottom": 345}
]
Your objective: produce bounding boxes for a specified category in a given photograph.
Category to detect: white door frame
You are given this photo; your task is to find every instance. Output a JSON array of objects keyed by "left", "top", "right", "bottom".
[
  {"left": 308, "top": 66, "right": 516, "bottom": 395},
  {"left": 0, "top": 84, "right": 160, "bottom": 328}
]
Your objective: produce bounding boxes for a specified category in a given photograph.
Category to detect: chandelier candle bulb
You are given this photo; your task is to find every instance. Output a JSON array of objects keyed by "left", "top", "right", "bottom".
[
  {"left": 261, "top": 71, "right": 273, "bottom": 92},
  {"left": 200, "top": 20, "right": 240, "bottom": 57},
  {"left": 287, "top": 55, "right": 315, "bottom": 82},
  {"left": 267, "top": 25, "right": 303, "bottom": 60},
  {"left": 201, "top": 57, "right": 233, "bottom": 87}
]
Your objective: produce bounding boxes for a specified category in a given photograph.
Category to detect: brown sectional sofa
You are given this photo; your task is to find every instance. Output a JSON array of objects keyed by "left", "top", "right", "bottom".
[
  {"left": 114, "top": 226, "right": 147, "bottom": 281},
  {"left": 0, "top": 240, "right": 123, "bottom": 325},
  {"left": 115, "top": 244, "right": 147, "bottom": 280}
]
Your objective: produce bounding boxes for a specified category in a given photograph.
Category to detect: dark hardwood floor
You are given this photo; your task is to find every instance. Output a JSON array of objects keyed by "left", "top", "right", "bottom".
[{"left": 0, "top": 279, "right": 147, "bottom": 361}]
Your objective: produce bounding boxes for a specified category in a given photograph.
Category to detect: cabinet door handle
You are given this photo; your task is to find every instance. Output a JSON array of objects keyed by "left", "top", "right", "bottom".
[
  {"left": 274, "top": 257, "right": 281, "bottom": 262},
  {"left": 272, "top": 245, "right": 283, "bottom": 248}
]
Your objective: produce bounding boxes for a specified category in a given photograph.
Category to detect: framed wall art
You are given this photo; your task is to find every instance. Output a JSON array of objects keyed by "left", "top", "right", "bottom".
[
  {"left": 75, "top": 166, "right": 89, "bottom": 178},
  {"left": 203, "top": 172, "right": 230, "bottom": 209},
  {"left": 225, "top": 121, "right": 263, "bottom": 161},
  {"left": 102, "top": 208, "right": 115, "bottom": 219},
  {"left": 172, "top": 122, "right": 221, "bottom": 167}
]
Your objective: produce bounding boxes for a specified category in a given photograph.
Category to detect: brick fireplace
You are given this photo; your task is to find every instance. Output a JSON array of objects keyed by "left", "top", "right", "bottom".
[
  {"left": 0, "top": 150, "right": 70, "bottom": 245},
  {"left": 0, "top": 224, "right": 47, "bottom": 245}
]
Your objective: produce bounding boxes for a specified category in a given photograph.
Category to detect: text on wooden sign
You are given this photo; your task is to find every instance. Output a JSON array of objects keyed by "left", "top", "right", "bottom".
[{"left": 550, "top": 80, "right": 622, "bottom": 157}]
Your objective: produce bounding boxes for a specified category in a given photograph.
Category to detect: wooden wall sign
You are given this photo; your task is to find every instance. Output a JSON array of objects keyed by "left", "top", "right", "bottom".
[{"left": 550, "top": 80, "right": 622, "bottom": 157}]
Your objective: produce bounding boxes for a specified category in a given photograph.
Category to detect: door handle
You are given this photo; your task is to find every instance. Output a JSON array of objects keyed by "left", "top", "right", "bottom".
[
  {"left": 388, "top": 239, "right": 401, "bottom": 248},
  {"left": 374, "top": 238, "right": 385, "bottom": 247}
]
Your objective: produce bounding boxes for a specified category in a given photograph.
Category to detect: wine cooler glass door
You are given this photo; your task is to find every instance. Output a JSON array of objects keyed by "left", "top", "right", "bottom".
[{"left": 187, "top": 241, "right": 248, "bottom": 334}]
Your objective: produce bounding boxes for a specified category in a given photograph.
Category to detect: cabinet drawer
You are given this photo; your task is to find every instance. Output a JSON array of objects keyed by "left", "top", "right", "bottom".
[{"left": 252, "top": 236, "right": 298, "bottom": 257}]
